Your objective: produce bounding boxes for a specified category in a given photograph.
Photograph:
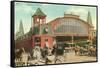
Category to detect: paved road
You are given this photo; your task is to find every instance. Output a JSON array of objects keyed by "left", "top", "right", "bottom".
[
  {"left": 62, "top": 51, "right": 96, "bottom": 63},
  {"left": 15, "top": 52, "right": 97, "bottom": 66},
  {"left": 30, "top": 51, "right": 96, "bottom": 65}
]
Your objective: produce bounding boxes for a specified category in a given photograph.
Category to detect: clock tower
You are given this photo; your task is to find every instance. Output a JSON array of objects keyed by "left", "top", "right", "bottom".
[
  {"left": 32, "top": 8, "right": 47, "bottom": 47},
  {"left": 32, "top": 8, "right": 46, "bottom": 34}
]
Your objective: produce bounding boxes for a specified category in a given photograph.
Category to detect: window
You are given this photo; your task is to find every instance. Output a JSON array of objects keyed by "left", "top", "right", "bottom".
[{"left": 54, "top": 18, "right": 89, "bottom": 35}]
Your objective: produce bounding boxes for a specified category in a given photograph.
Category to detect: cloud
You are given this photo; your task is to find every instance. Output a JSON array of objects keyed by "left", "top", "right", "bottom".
[
  {"left": 15, "top": 2, "right": 34, "bottom": 14},
  {"left": 65, "top": 6, "right": 88, "bottom": 20},
  {"left": 14, "top": 2, "right": 97, "bottom": 34},
  {"left": 65, "top": 6, "right": 97, "bottom": 29},
  {"left": 15, "top": 2, "right": 33, "bottom": 33},
  {"left": 67, "top": 7, "right": 87, "bottom": 15}
]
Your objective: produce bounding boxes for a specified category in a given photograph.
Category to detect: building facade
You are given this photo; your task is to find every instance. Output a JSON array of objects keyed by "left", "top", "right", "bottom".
[
  {"left": 15, "top": 8, "right": 96, "bottom": 49},
  {"left": 32, "top": 8, "right": 95, "bottom": 48}
]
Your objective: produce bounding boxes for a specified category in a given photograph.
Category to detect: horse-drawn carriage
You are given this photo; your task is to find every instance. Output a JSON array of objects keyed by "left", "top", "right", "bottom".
[
  {"left": 88, "top": 45, "right": 96, "bottom": 56},
  {"left": 52, "top": 42, "right": 65, "bottom": 63},
  {"left": 15, "top": 42, "right": 96, "bottom": 66},
  {"left": 31, "top": 42, "right": 66, "bottom": 64},
  {"left": 74, "top": 45, "right": 96, "bottom": 56}
]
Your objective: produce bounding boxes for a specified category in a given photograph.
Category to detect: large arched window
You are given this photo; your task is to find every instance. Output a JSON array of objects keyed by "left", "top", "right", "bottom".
[{"left": 54, "top": 18, "right": 89, "bottom": 36}]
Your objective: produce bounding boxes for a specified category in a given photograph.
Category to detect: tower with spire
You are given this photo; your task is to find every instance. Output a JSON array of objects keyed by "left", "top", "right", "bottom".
[
  {"left": 15, "top": 20, "right": 24, "bottom": 40},
  {"left": 87, "top": 11, "right": 93, "bottom": 26},
  {"left": 19, "top": 20, "right": 24, "bottom": 36},
  {"left": 87, "top": 11, "right": 94, "bottom": 45}
]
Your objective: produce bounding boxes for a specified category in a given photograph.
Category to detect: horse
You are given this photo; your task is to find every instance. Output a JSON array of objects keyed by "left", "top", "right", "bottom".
[
  {"left": 88, "top": 46, "right": 96, "bottom": 56},
  {"left": 15, "top": 48, "right": 31, "bottom": 66},
  {"left": 15, "top": 48, "right": 23, "bottom": 62},
  {"left": 79, "top": 46, "right": 88, "bottom": 56},
  {"left": 51, "top": 44, "right": 65, "bottom": 64},
  {"left": 46, "top": 47, "right": 58, "bottom": 64},
  {"left": 73, "top": 46, "right": 80, "bottom": 55}
]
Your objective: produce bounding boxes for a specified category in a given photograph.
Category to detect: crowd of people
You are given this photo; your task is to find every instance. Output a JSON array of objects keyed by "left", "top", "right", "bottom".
[{"left": 15, "top": 39, "right": 96, "bottom": 66}]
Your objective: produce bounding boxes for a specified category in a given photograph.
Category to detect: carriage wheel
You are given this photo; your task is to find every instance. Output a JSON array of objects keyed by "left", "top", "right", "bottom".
[
  {"left": 55, "top": 59, "right": 62, "bottom": 64},
  {"left": 34, "top": 62, "right": 39, "bottom": 65}
]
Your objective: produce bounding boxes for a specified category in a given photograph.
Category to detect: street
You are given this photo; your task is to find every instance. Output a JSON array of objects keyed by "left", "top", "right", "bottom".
[
  {"left": 15, "top": 51, "right": 97, "bottom": 66},
  {"left": 63, "top": 51, "right": 96, "bottom": 63},
  {"left": 29, "top": 51, "right": 97, "bottom": 65}
]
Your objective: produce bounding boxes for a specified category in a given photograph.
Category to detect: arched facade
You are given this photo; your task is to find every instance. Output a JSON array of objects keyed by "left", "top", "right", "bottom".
[
  {"left": 48, "top": 14, "right": 94, "bottom": 44},
  {"left": 53, "top": 17, "right": 90, "bottom": 36}
]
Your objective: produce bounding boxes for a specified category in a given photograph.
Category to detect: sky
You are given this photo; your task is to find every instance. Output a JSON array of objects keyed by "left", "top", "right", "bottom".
[{"left": 15, "top": 2, "right": 97, "bottom": 33}]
